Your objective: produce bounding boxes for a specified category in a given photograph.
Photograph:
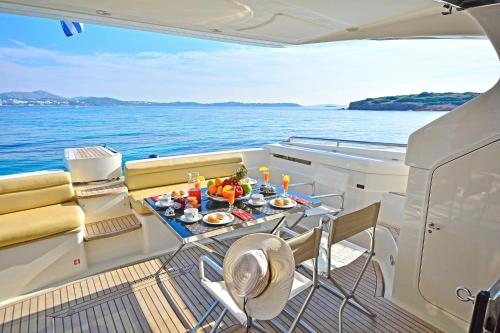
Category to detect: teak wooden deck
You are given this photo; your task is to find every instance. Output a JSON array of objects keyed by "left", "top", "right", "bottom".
[
  {"left": 76, "top": 183, "right": 127, "bottom": 199},
  {"left": 85, "top": 214, "right": 141, "bottom": 241},
  {"left": 67, "top": 147, "right": 115, "bottom": 160},
  {"left": 0, "top": 238, "right": 440, "bottom": 333}
]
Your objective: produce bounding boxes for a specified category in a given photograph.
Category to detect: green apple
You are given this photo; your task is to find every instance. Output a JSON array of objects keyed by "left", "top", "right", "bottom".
[
  {"left": 241, "top": 183, "right": 252, "bottom": 195},
  {"left": 206, "top": 179, "right": 215, "bottom": 188}
]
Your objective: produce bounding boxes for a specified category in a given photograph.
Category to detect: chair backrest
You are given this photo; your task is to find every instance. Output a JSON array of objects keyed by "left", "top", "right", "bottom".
[
  {"left": 329, "top": 202, "right": 380, "bottom": 246},
  {"left": 286, "top": 227, "right": 322, "bottom": 264},
  {"left": 0, "top": 171, "right": 75, "bottom": 215}
]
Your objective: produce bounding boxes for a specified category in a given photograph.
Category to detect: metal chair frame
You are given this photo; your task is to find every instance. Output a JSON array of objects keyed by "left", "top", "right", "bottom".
[
  {"left": 323, "top": 217, "right": 377, "bottom": 332},
  {"left": 194, "top": 222, "right": 325, "bottom": 333},
  {"left": 287, "top": 181, "right": 345, "bottom": 229},
  {"left": 282, "top": 204, "right": 379, "bottom": 332}
]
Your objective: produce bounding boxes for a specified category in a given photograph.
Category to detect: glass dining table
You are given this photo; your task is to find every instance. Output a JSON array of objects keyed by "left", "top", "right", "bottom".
[
  {"left": 144, "top": 184, "right": 334, "bottom": 331},
  {"left": 145, "top": 185, "right": 322, "bottom": 274}
]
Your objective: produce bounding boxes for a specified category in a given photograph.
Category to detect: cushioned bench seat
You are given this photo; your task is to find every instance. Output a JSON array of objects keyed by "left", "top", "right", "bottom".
[
  {"left": 0, "top": 171, "right": 84, "bottom": 248},
  {"left": 125, "top": 151, "right": 243, "bottom": 215},
  {"left": 128, "top": 183, "right": 190, "bottom": 215},
  {"left": 0, "top": 202, "right": 84, "bottom": 248}
]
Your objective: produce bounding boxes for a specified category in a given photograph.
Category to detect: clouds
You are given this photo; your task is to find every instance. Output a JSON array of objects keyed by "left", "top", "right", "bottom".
[{"left": 0, "top": 39, "right": 498, "bottom": 104}]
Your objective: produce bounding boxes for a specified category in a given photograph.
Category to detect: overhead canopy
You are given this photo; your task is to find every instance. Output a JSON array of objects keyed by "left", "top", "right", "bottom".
[{"left": 0, "top": 0, "right": 486, "bottom": 46}]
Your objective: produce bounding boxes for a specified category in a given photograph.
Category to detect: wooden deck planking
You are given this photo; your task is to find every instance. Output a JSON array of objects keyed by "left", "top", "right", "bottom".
[
  {"left": 0, "top": 237, "right": 441, "bottom": 333},
  {"left": 85, "top": 215, "right": 141, "bottom": 241},
  {"left": 72, "top": 147, "right": 114, "bottom": 160},
  {"left": 75, "top": 183, "right": 127, "bottom": 199}
]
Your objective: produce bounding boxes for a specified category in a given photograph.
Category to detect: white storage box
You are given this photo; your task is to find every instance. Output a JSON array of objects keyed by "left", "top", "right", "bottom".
[{"left": 64, "top": 146, "right": 122, "bottom": 183}]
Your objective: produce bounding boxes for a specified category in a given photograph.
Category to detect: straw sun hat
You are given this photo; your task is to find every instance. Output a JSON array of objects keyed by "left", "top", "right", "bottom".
[{"left": 223, "top": 233, "right": 295, "bottom": 321}]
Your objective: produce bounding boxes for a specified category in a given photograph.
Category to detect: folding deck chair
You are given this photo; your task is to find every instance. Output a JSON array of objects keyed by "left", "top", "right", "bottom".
[{"left": 194, "top": 225, "right": 324, "bottom": 333}]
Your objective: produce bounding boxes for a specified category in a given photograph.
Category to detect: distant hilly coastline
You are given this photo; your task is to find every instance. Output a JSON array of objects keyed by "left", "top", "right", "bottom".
[
  {"left": 0, "top": 90, "right": 480, "bottom": 110},
  {"left": 0, "top": 90, "right": 302, "bottom": 108},
  {"left": 348, "top": 92, "right": 479, "bottom": 111}
]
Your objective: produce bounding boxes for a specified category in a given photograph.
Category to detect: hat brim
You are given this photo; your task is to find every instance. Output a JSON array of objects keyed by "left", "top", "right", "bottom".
[{"left": 224, "top": 233, "right": 295, "bottom": 320}]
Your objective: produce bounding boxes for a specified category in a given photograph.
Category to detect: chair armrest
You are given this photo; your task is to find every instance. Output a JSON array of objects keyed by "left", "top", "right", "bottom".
[
  {"left": 199, "top": 255, "right": 224, "bottom": 281},
  {"left": 312, "top": 192, "right": 345, "bottom": 210},
  {"left": 288, "top": 181, "right": 314, "bottom": 188},
  {"left": 280, "top": 227, "right": 301, "bottom": 239},
  {"left": 312, "top": 192, "right": 344, "bottom": 199}
]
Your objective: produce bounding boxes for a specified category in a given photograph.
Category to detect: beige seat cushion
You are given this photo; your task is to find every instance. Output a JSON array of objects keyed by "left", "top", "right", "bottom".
[
  {"left": 128, "top": 183, "right": 191, "bottom": 215},
  {"left": 125, "top": 152, "right": 242, "bottom": 191},
  {"left": 0, "top": 202, "right": 84, "bottom": 248},
  {"left": 0, "top": 171, "right": 75, "bottom": 215}
]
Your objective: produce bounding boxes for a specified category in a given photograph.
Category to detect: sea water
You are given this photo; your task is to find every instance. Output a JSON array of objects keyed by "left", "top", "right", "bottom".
[{"left": 0, "top": 106, "right": 445, "bottom": 175}]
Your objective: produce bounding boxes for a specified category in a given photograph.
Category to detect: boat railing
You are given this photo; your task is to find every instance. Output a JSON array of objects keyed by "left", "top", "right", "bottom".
[{"left": 285, "top": 136, "right": 407, "bottom": 150}]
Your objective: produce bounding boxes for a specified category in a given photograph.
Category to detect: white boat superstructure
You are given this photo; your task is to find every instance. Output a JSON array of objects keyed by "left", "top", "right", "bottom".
[{"left": 0, "top": 1, "right": 499, "bottom": 333}]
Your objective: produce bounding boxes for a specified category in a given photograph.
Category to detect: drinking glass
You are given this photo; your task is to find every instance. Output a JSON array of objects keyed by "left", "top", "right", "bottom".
[
  {"left": 188, "top": 172, "right": 200, "bottom": 184},
  {"left": 186, "top": 196, "right": 198, "bottom": 208},
  {"left": 226, "top": 190, "right": 235, "bottom": 212},
  {"left": 188, "top": 188, "right": 201, "bottom": 207},
  {"left": 282, "top": 174, "right": 290, "bottom": 197},
  {"left": 263, "top": 170, "right": 270, "bottom": 186},
  {"left": 187, "top": 172, "right": 202, "bottom": 206}
]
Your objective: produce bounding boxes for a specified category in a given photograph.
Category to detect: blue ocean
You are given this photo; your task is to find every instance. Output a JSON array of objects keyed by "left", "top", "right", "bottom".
[{"left": 0, "top": 106, "right": 445, "bottom": 175}]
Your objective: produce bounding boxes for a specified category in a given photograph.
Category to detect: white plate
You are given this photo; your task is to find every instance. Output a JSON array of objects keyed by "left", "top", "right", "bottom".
[
  {"left": 241, "top": 177, "right": 258, "bottom": 185},
  {"left": 269, "top": 198, "right": 297, "bottom": 209},
  {"left": 248, "top": 199, "right": 266, "bottom": 207},
  {"left": 203, "top": 212, "right": 234, "bottom": 226},
  {"left": 179, "top": 213, "right": 203, "bottom": 224},
  {"left": 205, "top": 191, "right": 251, "bottom": 202},
  {"left": 155, "top": 200, "right": 173, "bottom": 208}
]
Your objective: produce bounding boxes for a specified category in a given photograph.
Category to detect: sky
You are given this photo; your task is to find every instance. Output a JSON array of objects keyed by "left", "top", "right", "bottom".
[{"left": 0, "top": 13, "right": 499, "bottom": 105}]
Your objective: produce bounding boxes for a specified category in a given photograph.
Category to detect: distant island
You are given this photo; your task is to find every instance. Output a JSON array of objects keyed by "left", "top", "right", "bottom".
[
  {"left": 0, "top": 90, "right": 302, "bottom": 108},
  {"left": 348, "top": 92, "right": 479, "bottom": 111}
]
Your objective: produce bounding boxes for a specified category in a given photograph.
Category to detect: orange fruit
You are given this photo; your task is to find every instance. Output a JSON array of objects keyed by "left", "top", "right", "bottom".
[
  {"left": 208, "top": 185, "right": 217, "bottom": 196},
  {"left": 215, "top": 178, "right": 223, "bottom": 187},
  {"left": 217, "top": 186, "right": 223, "bottom": 196}
]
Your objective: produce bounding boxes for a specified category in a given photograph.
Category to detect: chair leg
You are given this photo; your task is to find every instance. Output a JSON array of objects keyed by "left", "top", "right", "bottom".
[
  {"left": 320, "top": 279, "right": 374, "bottom": 317},
  {"left": 191, "top": 300, "right": 219, "bottom": 333},
  {"left": 209, "top": 308, "right": 227, "bottom": 333},
  {"left": 320, "top": 251, "right": 376, "bottom": 319},
  {"left": 348, "top": 252, "right": 376, "bottom": 318},
  {"left": 289, "top": 285, "right": 317, "bottom": 333},
  {"left": 282, "top": 307, "right": 316, "bottom": 333},
  {"left": 338, "top": 297, "right": 349, "bottom": 333}
]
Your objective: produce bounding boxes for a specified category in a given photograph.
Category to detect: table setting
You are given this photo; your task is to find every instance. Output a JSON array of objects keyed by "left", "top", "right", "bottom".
[{"left": 144, "top": 165, "right": 320, "bottom": 243}]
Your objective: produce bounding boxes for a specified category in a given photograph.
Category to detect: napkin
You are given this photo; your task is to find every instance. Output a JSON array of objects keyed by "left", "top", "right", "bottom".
[
  {"left": 291, "top": 195, "right": 311, "bottom": 206},
  {"left": 232, "top": 210, "right": 254, "bottom": 221}
]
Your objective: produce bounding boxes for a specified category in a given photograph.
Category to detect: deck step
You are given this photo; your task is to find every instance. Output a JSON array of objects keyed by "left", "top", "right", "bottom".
[
  {"left": 76, "top": 182, "right": 127, "bottom": 198},
  {"left": 84, "top": 214, "right": 141, "bottom": 241}
]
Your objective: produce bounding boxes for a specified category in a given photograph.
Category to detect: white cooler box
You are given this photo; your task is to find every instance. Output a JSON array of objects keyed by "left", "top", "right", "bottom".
[{"left": 64, "top": 146, "right": 122, "bottom": 183}]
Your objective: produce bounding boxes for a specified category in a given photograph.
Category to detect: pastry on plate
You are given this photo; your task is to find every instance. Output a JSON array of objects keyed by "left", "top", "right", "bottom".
[
  {"left": 283, "top": 198, "right": 291, "bottom": 206},
  {"left": 216, "top": 213, "right": 225, "bottom": 220},
  {"left": 274, "top": 198, "right": 283, "bottom": 206},
  {"left": 207, "top": 215, "right": 219, "bottom": 223}
]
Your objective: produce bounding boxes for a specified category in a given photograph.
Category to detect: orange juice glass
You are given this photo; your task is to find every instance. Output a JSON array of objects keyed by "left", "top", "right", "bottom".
[
  {"left": 263, "top": 170, "right": 270, "bottom": 185},
  {"left": 226, "top": 190, "right": 235, "bottom": 212},
  {"left": 283, "top": 175, "right": 290, "bottom": 197},
  {"left": 186, "top": 196, "right": 198, "bottom": 208}
]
